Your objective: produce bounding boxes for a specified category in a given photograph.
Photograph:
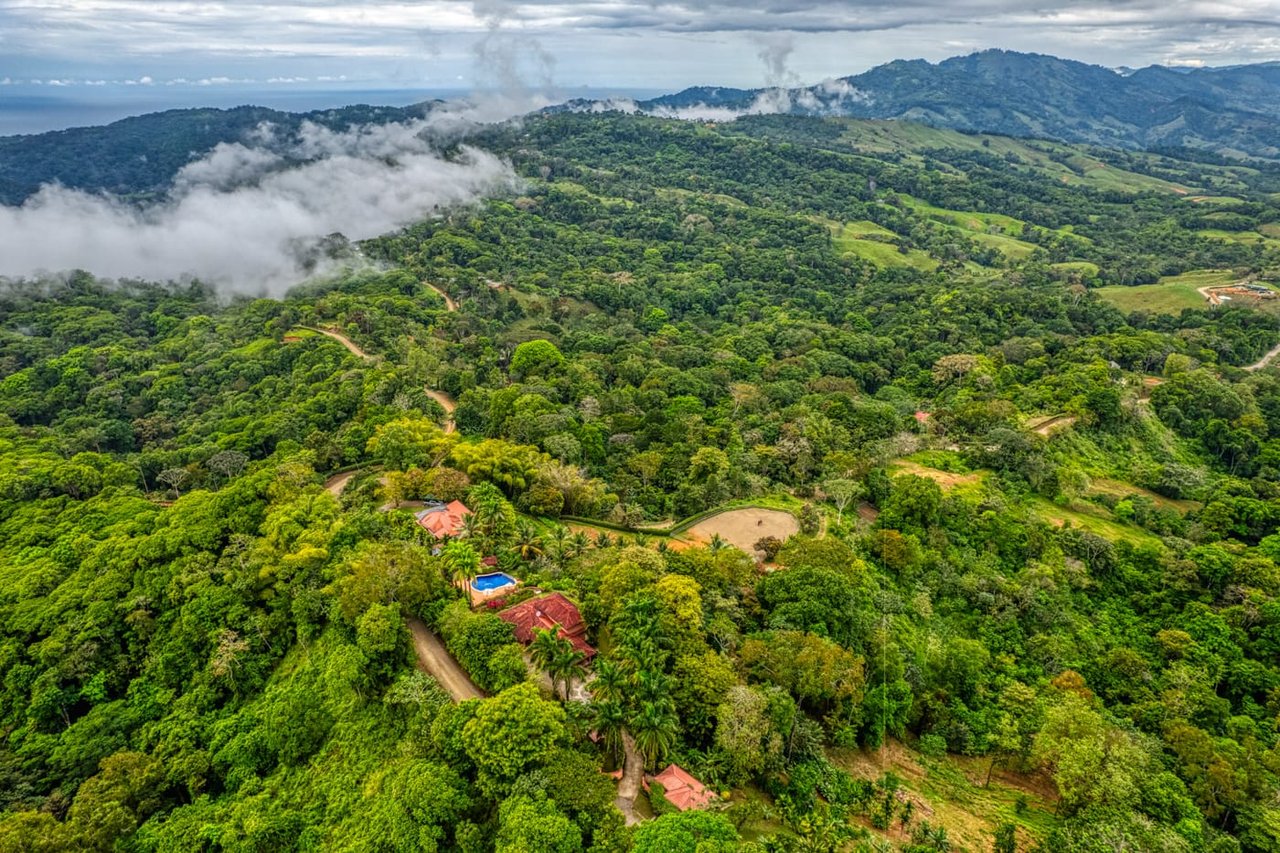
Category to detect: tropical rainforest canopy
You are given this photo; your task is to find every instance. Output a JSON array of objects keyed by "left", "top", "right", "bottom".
[{"left": 2, "top": 110, "right": 1280, "bottom": 851}]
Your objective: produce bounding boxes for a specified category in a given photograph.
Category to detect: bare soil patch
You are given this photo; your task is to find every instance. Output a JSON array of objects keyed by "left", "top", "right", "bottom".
[
  {"left": 892, "top": 460, "right": 983, "bottom": 492},
  {"left": 684, "top": 508, "right": 799, "bottom": 553}
]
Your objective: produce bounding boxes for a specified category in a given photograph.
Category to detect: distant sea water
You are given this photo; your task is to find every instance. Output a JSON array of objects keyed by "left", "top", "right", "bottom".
[{"left": 0, "top": 85, "right": 661, "bottom": 137}]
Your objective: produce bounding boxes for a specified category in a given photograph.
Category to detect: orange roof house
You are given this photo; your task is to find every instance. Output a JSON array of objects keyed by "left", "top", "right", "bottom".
[
  {"left": 415, "top": 500, "right": 472, "bottom": 540},
  {"left": 645, "top": 764, "right": 716, "bottom": 811},
  {"left": 497, "top": 592, "right": 596, "bottom": 659}
]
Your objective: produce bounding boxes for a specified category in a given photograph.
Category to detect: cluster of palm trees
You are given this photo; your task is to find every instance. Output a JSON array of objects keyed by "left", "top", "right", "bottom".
[
  {"left": 586, "top": 593, "right": 685, "bottom": 774},
  {"left": 528, "top": 627, "right": 586, "bottom": 702}
]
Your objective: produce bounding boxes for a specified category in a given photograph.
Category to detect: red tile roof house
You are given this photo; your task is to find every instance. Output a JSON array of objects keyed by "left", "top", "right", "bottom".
[
  {"left": 414, "top": 500, "right": 472, "bottom": 540},
  {"left": 497, "top": 592, "right": 596, "bottom": 659},
  {"left": 644, "top": 764, "right": 716, "bottom": 811}
]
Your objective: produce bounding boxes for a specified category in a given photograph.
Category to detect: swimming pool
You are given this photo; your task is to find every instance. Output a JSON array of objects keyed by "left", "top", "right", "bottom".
[{"left": 472, "top": 572, "right": 519, "bottom": 592}]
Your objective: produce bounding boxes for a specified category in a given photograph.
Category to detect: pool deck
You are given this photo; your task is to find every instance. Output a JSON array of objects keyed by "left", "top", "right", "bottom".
[{"left": 467, "top": 573, "right": 521, "bottom": 608}]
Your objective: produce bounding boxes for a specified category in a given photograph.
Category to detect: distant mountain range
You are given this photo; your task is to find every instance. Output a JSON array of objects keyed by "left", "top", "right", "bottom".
[
  {"left": 578, "top": 50, "right": 1280, "bottom": 160},
  {"left": 3, "top": 50, "right": 1280, "bottom": 206}
]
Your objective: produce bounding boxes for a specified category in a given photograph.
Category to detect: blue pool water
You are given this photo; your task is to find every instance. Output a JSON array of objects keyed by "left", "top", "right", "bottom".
[{"left": 472, "top": 572, "right": 518, "bottom": 592}]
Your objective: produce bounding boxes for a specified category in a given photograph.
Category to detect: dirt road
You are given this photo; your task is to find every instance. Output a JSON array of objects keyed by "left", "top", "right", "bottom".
[
  {"left": 303, "top": 326, "right": 373, "bottom": 361},
  {"left": 424, "top": 388, "right": 457, "bottom": 434},
  {"left": 324, "top": 471, "right": 356, "bottom": 497},
  {"left": 407, "top": 617, "right": 483, "bottom": 702},
  {"left": 424, "top": 282, "right": 459, "bottom": 313},
  {"left": 1027, "top": 413, "right": 1077, "bottom": 436},
  {"left": 1245, "top": 340, "right": 1280, "bottom": 372}
]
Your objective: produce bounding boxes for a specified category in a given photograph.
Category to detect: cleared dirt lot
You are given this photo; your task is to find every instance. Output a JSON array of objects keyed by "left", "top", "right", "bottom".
[{"left": 684, "top": 508, "right": 800, "bottom": 553}]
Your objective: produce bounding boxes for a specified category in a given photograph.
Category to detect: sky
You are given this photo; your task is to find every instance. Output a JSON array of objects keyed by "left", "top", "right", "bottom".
[{"left": 2, "top": 0, "right": 1279, "bottom": 100}]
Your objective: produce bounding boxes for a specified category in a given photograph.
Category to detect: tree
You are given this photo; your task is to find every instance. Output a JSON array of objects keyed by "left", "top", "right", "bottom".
[
  {"left": 823, "top": 478, "right": 861, "bottom": 526},
  {"left": 1032, "top": 693, "right": 1149, "bottom": 815},
  {"left": 715, "top": 685, "right": 782, "bottom": 784},
  {"left": 512, "top": 520, "right": 545, "bottom": 563},
  {"left": 510, "top": 340, "right": 565, "bottom": 377},
  {"left": 423, "top": 466, "right": 471, "bottom": 501},
  {"left": 531, "top": 628, "right": 576, "bottom": 701},
  {"left": 630, "top": 698, "right": 679, "bottom": 772},
  {"left": 333, "top": 542, "right": 444, "bottom": 622},
  {"left": 631, "top": 811, "right": 739, "bottom": 853},
  {"left": 367, "top": 417, "right": 457, "bottom": 471},
  {"left": 496, "top": 793, "right": 582, "bottom": 853},
  {"left": 462, "top": 683, "right": 567, "bottom": 795},
  {"left": 441, "top": 540, "right": 482, "bottom": 588},
  {"left": 207, "top": 449, "right": 248, "bottom": 483},
  {"left": 156, "top": 466, "right": 189, "bottom": 498}
]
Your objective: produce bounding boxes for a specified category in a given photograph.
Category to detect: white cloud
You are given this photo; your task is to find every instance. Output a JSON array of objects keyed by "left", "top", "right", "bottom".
[{"left": 0, "top": 120, "right": 516, "bottom": 295}]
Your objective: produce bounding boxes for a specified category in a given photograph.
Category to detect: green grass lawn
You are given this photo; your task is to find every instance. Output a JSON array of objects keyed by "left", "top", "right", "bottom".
[{"left": 1096, "top": 269, "right": 1237, "bottom": 314}]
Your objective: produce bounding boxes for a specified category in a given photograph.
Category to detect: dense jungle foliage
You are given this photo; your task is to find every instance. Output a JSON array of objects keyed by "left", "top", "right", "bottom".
[{"left": 2, "top": 111, "right": 1280, "bottom": 851}]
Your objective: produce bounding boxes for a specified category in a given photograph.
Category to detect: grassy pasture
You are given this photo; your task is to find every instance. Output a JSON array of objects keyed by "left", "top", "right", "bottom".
[{"left": 1095, "top": 269, "right": 1237, "bottom": 314}]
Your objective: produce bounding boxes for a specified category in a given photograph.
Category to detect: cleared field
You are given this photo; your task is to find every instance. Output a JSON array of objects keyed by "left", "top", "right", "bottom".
[
  {"left": 1052, "top": 261, "right": 1100, "bottom": 278},
  {"left": 1262, "top": 223, "right": 1280, "bottom": 239},
  {"left": 1197, "top": 228, "right": 1280, "bottom": 248},
  {"left": 834, "top": 233, "right": 938, "bottom": 271},
  {"left": 683, "top": 508, "right": 799, "bottom": 553},
  {"left": 1030, "top": 497, "right": 1162, "bottom": 547},
  {"left": 841, "top": 219, "right": 898, "bottom": 237},
  {"left": 889, "top": 459, "right": 985, "bottom": 493},
  {"left": 1096, "top": 269, "right": 1237, "bottom": 314},
  {"left": 835, "top": 120, "right": 1197, "bottom": 195},
  {"left": 1087, "top": 477, "right": 1200, "bottom": 515},
  {"left": 830, "top": 740, "right": 1059, "bottom": 850},
  {"left": 968, "top": 230, "right": 1039, "bottom": 260}
]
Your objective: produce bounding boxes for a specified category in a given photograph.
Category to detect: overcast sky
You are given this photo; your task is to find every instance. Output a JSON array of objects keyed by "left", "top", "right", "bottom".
[{"left": 2, "top": 1, "right": 1279, "bottom": 94}]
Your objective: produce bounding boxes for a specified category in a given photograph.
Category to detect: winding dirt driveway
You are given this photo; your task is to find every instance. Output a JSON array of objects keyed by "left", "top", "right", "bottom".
[
  {"left": 407, "top": 617, "right": 484, "bottom": 702},
  {"left": 311, "top": 285, "right": 479, "bottom": 702},
  {"left": 301, "top": 326, "right": 373, "bottom": 361}
]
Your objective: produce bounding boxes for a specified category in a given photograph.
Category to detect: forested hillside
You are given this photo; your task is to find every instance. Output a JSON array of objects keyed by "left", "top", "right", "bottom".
[
  {"left": 2, "top": 111, "right": 1280, "bottom": 851},
  {"left": 634, "top": 51, "right": 1280, "bottom": 159}
]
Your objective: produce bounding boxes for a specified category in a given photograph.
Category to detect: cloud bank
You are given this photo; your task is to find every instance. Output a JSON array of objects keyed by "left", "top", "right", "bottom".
[{"left": 0, "top": 120, "right": 516, "bottom": 295}]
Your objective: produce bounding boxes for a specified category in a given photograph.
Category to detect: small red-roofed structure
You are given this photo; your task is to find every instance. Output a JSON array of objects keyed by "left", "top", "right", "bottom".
[
  {"left": 497, "top": 592, "right": 596, "bottom": 659},
  {"left": 415, "top": 500, "right": 472, "bottom": 540},
  {"left": 645, "top": 764, "right": 716, "bottom": 811}
]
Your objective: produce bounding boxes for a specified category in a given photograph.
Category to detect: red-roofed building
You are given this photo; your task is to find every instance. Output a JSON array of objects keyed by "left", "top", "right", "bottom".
[
  {"left": 497, "top": 592, "right": 596, "bottom": 659},
  {"left": 645, "top": 764, "right": 716, "bottom": 811},
  {"left": 415, "top": 500, "right": 472, "bottom": 540}
]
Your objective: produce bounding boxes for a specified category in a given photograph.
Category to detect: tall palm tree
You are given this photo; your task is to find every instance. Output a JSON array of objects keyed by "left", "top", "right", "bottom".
[
  {"left": 530, "top": 628, "right": 572, "bottom": 700},
  {"left": 630, "top": 700, "right": 679, "bottom": 772},
  {"left": 441, "top": 540, "right": 481, "bottom": 592},
  {"left": 589, "top": 658, "right": 631, "bottom": 705},
  {"left": 593, "top": 699, "right": 627, "bottom": 765},
  {"left": 512, "top": 520, "right": 545, "bottom": 563},
  {"left": 551, "top": 645, "right": 586, "bottom": 701}
]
